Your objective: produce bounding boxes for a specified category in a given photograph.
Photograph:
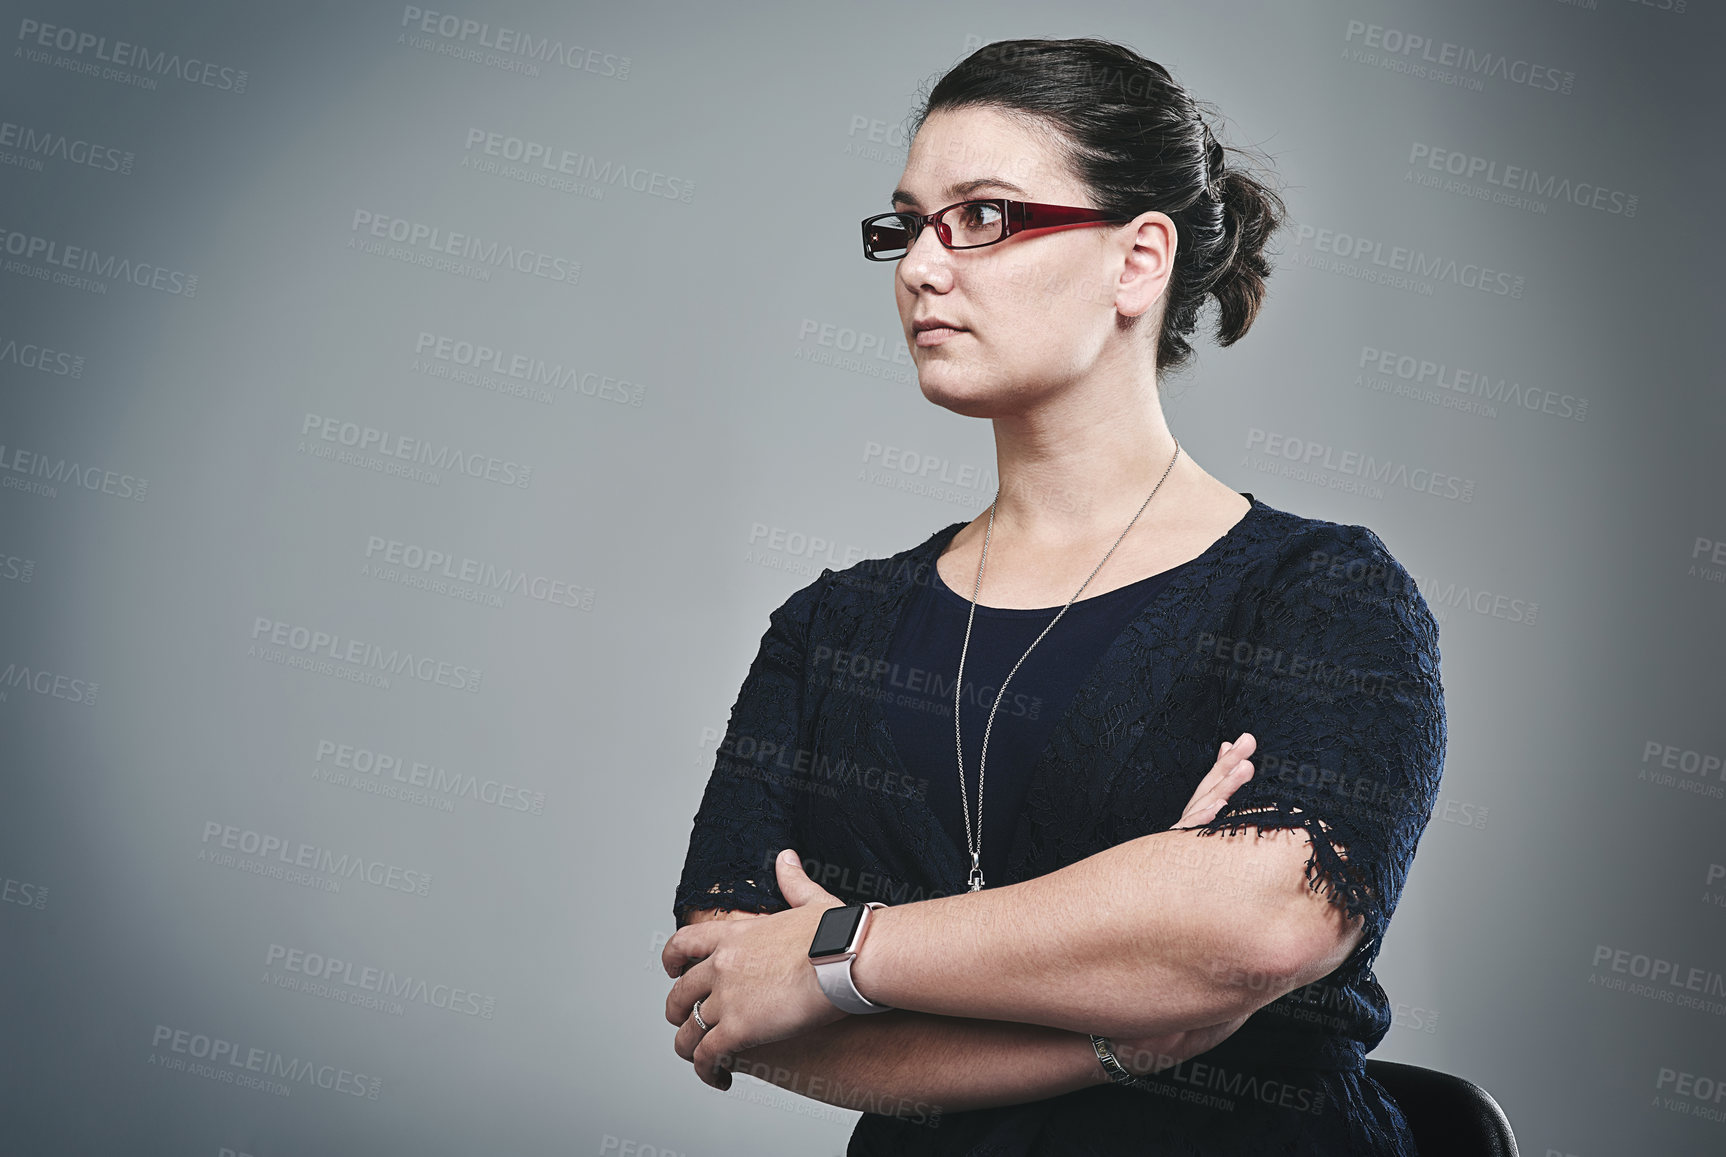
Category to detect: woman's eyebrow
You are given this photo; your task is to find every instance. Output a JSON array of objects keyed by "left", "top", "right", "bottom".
[{"left": 891, "top": 177, "right": 1031, "bottom": 208}]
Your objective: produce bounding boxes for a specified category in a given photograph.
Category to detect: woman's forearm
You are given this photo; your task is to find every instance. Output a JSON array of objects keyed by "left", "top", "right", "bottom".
[
  {"left": 681, "top": 909, "right": 1107, "bottom": 1112},
  {"left": 673, "top": 904, "right": 1090, "bottom": 1112},
  {"left": 677, "top": 905, "right": 1254, "bottom": 1111},
  {"left": 726, "top": 1008, "right": 1105, "bottom": 1115},
  {"left": 724, "top": 1007, "right": 1251, "bottom": 1116},
  {"left": 848, "top": 826, "right": 1358, "bottom": 1038}
]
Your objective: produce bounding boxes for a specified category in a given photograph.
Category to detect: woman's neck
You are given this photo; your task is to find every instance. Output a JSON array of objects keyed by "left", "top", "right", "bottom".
[
  {"left": 931, "top": 401, "right": 1250, "bottom": 608},
  {"left": 985, "top": 402, "right": 1187, "bottom": 549}
]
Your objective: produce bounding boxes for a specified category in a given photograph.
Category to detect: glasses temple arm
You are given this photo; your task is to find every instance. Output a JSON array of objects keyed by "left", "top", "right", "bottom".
[{"left": 1014, "top": 202, "right": 1125, "bottom": 232}]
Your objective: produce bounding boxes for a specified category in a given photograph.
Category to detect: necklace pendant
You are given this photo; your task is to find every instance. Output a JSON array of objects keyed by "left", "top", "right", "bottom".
[{"left": 967, "top": 866, "right": 985, "bottom": 892}]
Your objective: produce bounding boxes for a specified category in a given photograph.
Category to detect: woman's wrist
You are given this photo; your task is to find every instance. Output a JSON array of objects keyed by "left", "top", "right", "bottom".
[{"left": 1077, "top": 1034, "right": 1119, "bottom": 1088}]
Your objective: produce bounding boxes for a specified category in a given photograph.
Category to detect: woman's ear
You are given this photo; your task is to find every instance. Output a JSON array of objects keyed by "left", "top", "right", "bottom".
[{"left": 1115, "top": 211, "right": 1176, "bottom": 320}]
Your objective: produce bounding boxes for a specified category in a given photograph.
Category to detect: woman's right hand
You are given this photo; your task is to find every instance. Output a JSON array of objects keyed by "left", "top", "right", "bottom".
[
  {"left": 1170, "top": 732, "right": 1256, "bottom": 830},
  {"left": 672, "top": 907, "right": 770, "bottom": 978},
  {"left": 684, "top": 907, "right": 769, "bottom": 923}
]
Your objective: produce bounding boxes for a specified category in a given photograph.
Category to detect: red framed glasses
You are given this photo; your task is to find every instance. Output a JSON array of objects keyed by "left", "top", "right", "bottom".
[{"left": 860, "top": 198, "right": 1133, "bottom": 261}]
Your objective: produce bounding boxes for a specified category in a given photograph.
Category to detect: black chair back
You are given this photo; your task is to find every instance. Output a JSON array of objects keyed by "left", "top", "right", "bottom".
[{"left": 1364, "top": 1059, "right": 1519, "bottom": 1157}]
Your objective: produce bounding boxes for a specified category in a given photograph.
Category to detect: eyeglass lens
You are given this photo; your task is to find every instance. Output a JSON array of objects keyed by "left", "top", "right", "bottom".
[{"left": 866, "top": 201, "right": 1006, "bottom": 258}]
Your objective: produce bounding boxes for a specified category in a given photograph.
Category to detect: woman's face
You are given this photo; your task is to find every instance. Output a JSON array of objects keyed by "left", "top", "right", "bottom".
[{"left": 889, "top": 105, "right": 1163, "bottom": 417}]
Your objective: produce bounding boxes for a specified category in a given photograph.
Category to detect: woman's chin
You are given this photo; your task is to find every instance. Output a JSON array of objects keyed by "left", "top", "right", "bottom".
[
  {"left": 917, "top": 377, "right": 1009, "bottom": 418},
  {"left": 917, "top": 360, "right": 982, "bottom": 394}
]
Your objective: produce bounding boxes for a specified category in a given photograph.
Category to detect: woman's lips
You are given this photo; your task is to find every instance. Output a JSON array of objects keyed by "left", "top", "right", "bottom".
[{"left": 914, "top": 326, "right": 967, "bottom": 347}]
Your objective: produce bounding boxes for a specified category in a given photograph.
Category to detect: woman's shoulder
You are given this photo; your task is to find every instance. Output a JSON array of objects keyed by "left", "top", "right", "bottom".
[
  {"left": 1238, "top": 496, "right": 1418, "bottom": 590},
  {"left": 1229, "top": 497, "right": 1438, "bottom": 650},
  {"left": 815, "top": 520, "right": 966, "bottom": 598},
  {"left": 753, "top": 522, "right": 962, "bottom": 639}
]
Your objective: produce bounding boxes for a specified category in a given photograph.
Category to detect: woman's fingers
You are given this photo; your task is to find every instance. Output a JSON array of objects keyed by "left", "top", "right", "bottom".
[
  {"left": 673, "top": 989, "right": 716, "bottom": 1063},
  {"left": 1179, "top": 733, "right": 1251, "bottom": 803},
  {"left": 1188, "top": 738, "right": 1241, "bottom": 801},
  {"left": 1173, "top": 732, "right": 1257, "bottom": 829},
  {"left": 1183, "top": 759, "right": 1253, "bottom": 826}
]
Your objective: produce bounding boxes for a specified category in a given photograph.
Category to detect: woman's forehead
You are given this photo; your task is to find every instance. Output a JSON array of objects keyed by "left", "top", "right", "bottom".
[{"left": 897, "top": 114, "right": 1080, "bottom": 205}]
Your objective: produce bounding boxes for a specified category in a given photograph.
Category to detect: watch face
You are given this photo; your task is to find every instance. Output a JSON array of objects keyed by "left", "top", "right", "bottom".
[{"left": 809, "top": 905, "right": 865, "bottom": 959}]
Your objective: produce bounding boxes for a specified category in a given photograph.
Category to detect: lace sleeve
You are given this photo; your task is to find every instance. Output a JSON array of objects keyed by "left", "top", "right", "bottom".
[
  {"left": 671, "top": 570, "right": 829, "bottom": 929},
  {"left": 1177, "top": 524, "right": 1446, "bottom": 967}
]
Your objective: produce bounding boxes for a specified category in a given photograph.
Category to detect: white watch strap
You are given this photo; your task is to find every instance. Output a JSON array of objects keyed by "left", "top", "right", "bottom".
[{"left": 814, "top": 955, "right": 893, "bottom": 1014}]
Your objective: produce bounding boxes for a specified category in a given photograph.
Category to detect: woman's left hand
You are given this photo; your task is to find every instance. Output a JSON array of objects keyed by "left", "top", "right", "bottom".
[{"left": 662, "top": 850, "right": 852, "bottom": 1089}]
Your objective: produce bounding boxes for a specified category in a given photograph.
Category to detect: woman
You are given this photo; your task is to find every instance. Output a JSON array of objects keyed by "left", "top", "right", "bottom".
[{"left": 665, "top": 38, "right": 1445, "bottom": 1156}]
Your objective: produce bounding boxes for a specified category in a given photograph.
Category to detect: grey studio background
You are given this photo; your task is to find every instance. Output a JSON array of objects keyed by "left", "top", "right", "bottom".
[{"left": 1, "top": 1, "right": 1722, "bottom": 1155}]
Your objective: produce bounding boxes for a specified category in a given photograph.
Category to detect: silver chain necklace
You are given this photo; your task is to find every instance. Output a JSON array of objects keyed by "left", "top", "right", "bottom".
[{"left": 954, "top": 440, "right": 1181, "bottom": 892}]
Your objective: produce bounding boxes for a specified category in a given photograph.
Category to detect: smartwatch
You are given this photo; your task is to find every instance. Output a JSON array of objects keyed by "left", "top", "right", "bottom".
[{"left": 808, "top": 902, "right": 894, "bottom": 1014}]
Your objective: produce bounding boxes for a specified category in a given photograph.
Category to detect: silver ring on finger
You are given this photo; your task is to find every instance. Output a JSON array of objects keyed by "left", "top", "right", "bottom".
[{"left": 691, "top": 997, "right": 709, "bottom": 1032}]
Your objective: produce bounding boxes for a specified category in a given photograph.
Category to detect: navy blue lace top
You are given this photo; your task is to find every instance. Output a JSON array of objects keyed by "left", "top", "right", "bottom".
[
  {"left": 881, "top": 553, "right": 1199, "bottom": 892},
  {"left": 673, "top": 496, "right": 1447, "bottom": 1156}
]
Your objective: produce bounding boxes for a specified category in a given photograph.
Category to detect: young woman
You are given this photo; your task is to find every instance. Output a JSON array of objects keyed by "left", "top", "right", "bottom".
[{"left": 665, "top": 38, "right": 1445, "bottom": 1156}]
